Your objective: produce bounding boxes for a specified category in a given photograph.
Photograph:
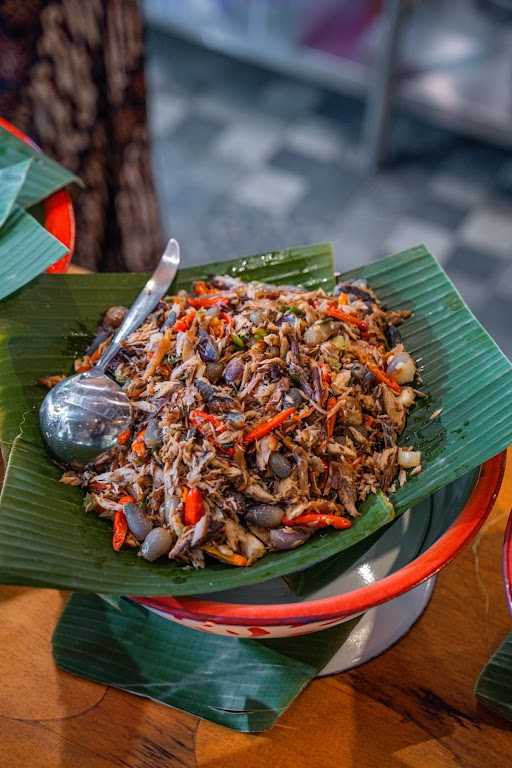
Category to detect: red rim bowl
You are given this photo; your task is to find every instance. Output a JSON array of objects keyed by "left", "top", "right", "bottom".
[
  {"left": 0, "top": 117, "right": 75, "bottom": 273},
  {"left": 504, "top": 502, "right": 512, "bottom": 618},
  {"left": 135, "top": 453, "right": 506, "bottom": 628}
]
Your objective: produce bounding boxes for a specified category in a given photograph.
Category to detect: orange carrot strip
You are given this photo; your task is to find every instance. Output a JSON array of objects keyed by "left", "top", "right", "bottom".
[
  {"left": 112, "top": 510, "right": 128, "bottom": 551},
  {"left": 184, "top": 487, "right": 205, "bottom": 525},
  {"left": 243, "top": 407, "right": 295, "bottom": 444},
  {"left": 327, "top": 306, "right": 368, "bottom": 332},
  {"left": 366, "top": 362, "right": 401, "bottom": 395},
  {"left": 337, "top": 292, "right": 348, "bottom": 305},
  {"left": 282, "top": 513, "right": 352, "bottom": 530},
  {"left": 203, "top": 544, "right": 248, "bottom": 567}
]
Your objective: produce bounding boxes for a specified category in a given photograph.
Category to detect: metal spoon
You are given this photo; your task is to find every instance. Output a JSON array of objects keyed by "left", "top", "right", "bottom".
[{"left": 39, "top": 238, "right": 181, "bottom": 464}]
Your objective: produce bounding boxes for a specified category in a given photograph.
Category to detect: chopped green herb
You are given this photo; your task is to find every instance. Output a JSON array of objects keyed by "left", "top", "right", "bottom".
[
  {"left": 281, "top": 305, "right": 305, "bottom": 318},
  {"left": 231, "top": 333, "right": 246, "bottom": 349}
]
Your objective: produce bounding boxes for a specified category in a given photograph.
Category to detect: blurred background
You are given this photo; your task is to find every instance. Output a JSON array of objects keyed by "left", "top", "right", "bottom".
[
  {"left": 142, "top": 0, "right": 512, "bottom": 355},
  {"left": 1, "top": 0, "right": 511, "bottom": 355}
]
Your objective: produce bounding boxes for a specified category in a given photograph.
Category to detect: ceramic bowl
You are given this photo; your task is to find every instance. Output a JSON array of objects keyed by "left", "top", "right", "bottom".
[
  {"left": 134, "top": 452, "right": 506, "bottom": 639},
  {"left": 0, "top": 117, "right": 75, "bottom": 272}
]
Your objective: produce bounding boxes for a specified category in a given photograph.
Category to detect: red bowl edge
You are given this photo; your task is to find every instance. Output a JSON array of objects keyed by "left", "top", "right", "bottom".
[
  {"left": 0, "top": 117, "right": 75, "bottom": 272},
  {"left": 503, "top": 507, "right": 512, "bottom": 618},
  {"left": 134, "top": 452, "right": 507, "bottom": 626}
]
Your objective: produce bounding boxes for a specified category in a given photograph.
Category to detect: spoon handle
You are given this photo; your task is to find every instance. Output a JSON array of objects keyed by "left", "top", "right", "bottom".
[{"left": 96, "top": 238, "right": 181, "bottom": 372}]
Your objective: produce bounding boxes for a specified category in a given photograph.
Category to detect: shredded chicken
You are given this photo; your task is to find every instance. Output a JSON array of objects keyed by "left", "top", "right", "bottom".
[{"left": 59, "top": 276, "right": 420, "bottom": 567}]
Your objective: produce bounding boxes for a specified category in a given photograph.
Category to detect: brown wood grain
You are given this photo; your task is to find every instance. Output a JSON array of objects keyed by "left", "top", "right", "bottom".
[{"left": 1, "top": 265, "right": 511, "bottom": 766}]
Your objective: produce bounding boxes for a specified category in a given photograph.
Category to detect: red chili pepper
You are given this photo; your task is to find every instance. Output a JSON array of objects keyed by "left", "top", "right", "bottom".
[
  {"left": 119, "top": 495, "right": 135, "bottom": 505},
  {"left": 131, "top": 430, "right": 147, "bottom": 458},
  {"left": 190, "top": 409, "right": 225, "bottom": 433},
  {"left": 364, "top": 414, "right": 376, "bottom": 428},
  {"left": 327, "top": 306, "right": 368, "bottom": 332},
  {"left": 366, "top": 362, "right": 401, "bottom": 395},
  {"left": 219, "top": 311, "right": 233, "bottom": 325},
  {"left": 112, "top": 510, "right": 128, "bottom": 551},
  {"left": 243, "top": 407, "right": 295, "bottom": 443},
  {"left": 193, "top": 280, "right": 217, "bottom": 295},
  {"left": 320, "top": 363, "right": 332, "bottom": 386},
  {"left": 326, "top": 396, "right": 337, "bottom": 438},
  {"left": 282, "top": 513, "right": 352, "bottom": 530},
  {"left": 218, "top": 446, "right": 235, "bottom": 457},
  {"left": 117, "top": 428, "right": 131, "bottom": 445},
  {"left": 174, "top": 311, "right": 196, "bottom": 333},
  {"left": 187, "top": 296, "right": 228, "bottom": 309},
  {"left": 184, "top": 487, "right": 205, "bottom": 525}
]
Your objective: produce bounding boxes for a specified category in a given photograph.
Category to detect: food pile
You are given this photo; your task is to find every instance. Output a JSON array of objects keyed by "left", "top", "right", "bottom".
[{"left": 58, "top": 276, "right": 422, "bottom": 568}]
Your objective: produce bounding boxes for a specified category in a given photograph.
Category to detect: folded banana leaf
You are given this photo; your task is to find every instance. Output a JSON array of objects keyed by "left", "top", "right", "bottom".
[
  {"left": 53, "top": 592, "right": 360, "bottom": 732},
  {"left": 0, "top": 206, "right": 68, "bottom": 302},
  {"left": 0, "top": 125, "right": 79, "bottom": 208},
  {"left": 0, "top": 159, "right": 32, "bottom": 227},
  {"left": 0, "top": 128, "right": 78, "bottom": 302},
  {"left": 0, "top": 243, "right": 511, "bottom": 597},
  {"left": 476, "top": 632, "right": 512, "bottom": 721}
]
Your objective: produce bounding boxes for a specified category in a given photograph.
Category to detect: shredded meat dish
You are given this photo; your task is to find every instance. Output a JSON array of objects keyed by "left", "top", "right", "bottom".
[{"left": 57, "top": 276, "right": 422, "bottom": 568}]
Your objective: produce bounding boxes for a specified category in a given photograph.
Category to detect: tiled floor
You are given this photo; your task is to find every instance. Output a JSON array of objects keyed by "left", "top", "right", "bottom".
[{"left": 145, "top": 28, "right": 512, "bottom": 357}]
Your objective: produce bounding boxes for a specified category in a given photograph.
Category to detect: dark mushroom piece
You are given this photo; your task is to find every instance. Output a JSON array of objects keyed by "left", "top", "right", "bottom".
[
  {"left": 386, "top": 324, "right": 401, "bottom": 349},
  {"left": 223, "top": 357, "right": 244, "bottom": 385},
  {"left": 197, "top": 330, "right": 219, "bottom": 363},
  {"left": 246, "top": 505, "right": 285, "bottom": 528},
  {"left": 144, "top": 418, "right": 163, "bottom": 449},
  {"left": 140, "top": 527, "right": 173, "bottom": 561},
  {"left": 269, "top": 453, "right": 293, "bottom": 478},
  {"left": 124, "top": 503, "right": 153, "bottom": 541},
  {"left": 282, "top": 386, "right": 303, "bottom": 409},
  {"left": 269, "top": 527, "right": 312, "bottom": 550}
]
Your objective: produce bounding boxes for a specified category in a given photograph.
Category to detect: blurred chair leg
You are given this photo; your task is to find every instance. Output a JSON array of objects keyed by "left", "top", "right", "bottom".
[{"left": 363, "top": 0, "right": 408, "bottom": 173}]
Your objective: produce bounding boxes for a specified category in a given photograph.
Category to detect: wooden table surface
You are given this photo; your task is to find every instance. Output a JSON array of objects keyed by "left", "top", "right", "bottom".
[{"left": 1, "top": 267, "right": 511, "bottom": 767}]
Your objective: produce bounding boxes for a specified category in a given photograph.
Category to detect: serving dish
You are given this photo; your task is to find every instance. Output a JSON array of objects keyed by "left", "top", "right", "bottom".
[{"left": 135, "top": 457, "right": 505, "bottom": 639}]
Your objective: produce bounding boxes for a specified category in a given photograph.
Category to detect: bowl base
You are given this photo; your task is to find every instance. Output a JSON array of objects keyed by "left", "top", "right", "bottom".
[{"left": 318, "top": 575, "right": 436, "bottom": 676}]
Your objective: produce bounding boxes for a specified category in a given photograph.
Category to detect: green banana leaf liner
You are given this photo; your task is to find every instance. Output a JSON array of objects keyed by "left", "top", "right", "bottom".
[
  {"left": 476, "top": 632, "right": 512, "bottom": 721},
  {"left": 53, "top": 592, "right": 360, "bottom": 732},
  {"left": 0, "top": 243, "right": 512, "bottom": 597}
]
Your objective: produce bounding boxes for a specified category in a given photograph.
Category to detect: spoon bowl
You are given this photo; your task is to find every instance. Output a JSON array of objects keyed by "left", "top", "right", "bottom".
[
  {"left": 39, "top": 371, "right": 132, "bottom": 464},
  {"left": 39, "top": 239, "right": 181, "bottom": 464}
]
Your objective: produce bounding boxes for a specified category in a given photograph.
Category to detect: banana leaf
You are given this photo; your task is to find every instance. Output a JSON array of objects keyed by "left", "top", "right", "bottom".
[
  {"left": 53, "top": 592, "right": 360, "bottom": 732},
  {"left": 0, "top": 126, "right": 79, "bottom": 208},
  {"left": 0, "top": 206, "right": 67, "bottom": 302},
  {"left": 475, "top": 632, "right": 512, "bottom": 721},
  {"left": 0, "top": 159, "right": 32, "bottom": 227},
  {"left": 0, "top": 243, "right": 511, "bottom": 596}
]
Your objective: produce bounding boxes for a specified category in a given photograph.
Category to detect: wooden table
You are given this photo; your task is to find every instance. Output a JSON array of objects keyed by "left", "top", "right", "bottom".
[{"left": 1, "top": 268, "right": 512, "bottom": 767}]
